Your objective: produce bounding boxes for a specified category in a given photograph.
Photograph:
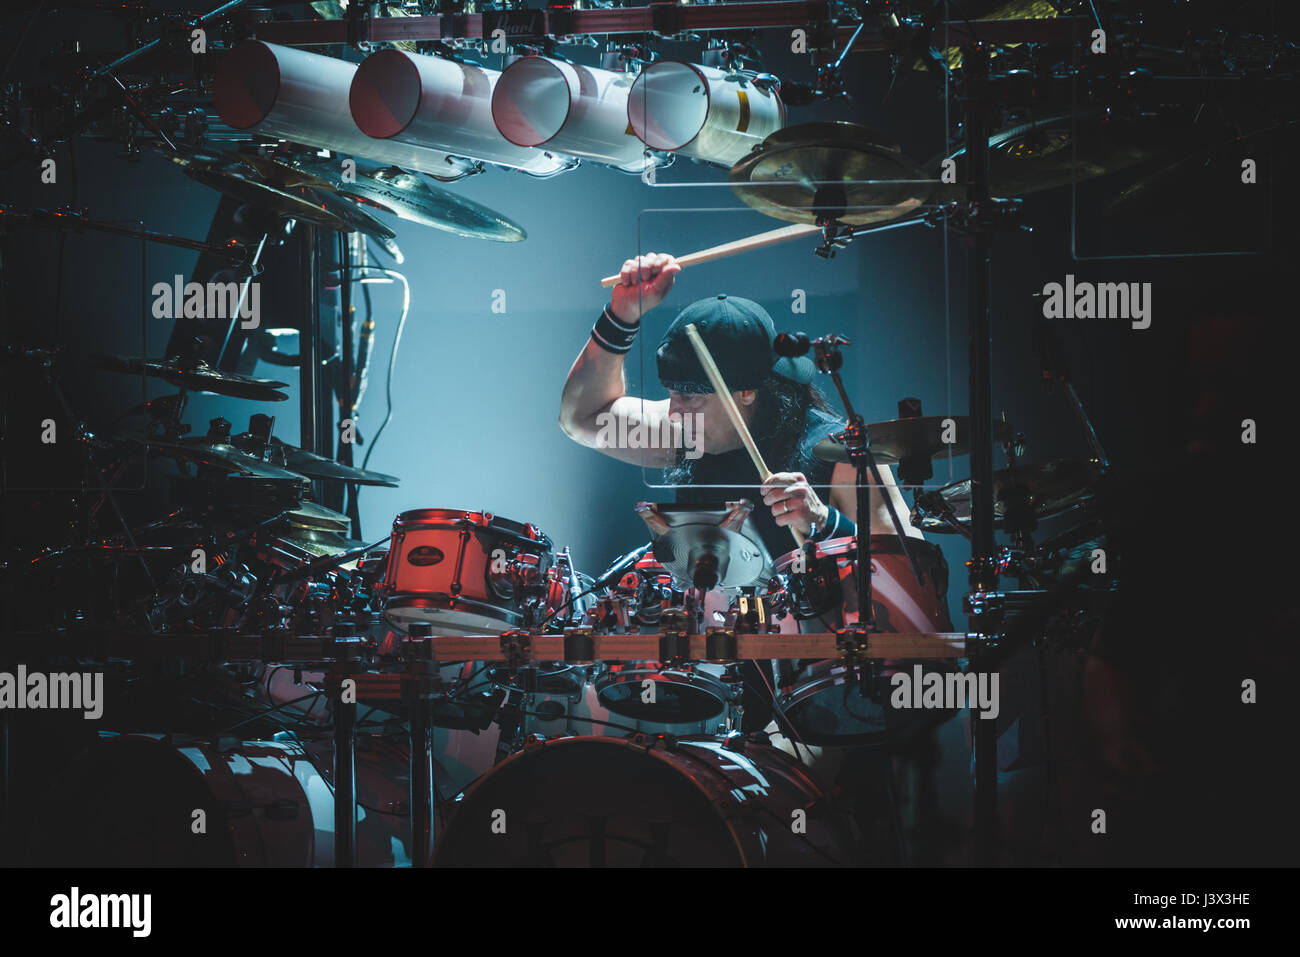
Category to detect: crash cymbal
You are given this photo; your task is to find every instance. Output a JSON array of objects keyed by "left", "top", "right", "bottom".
[
  {"left": 730, "top": 122, "right": 930, "bottom": 227},
  {"left": 242, "top": 155, "right": 526, "bottom": 242},
  {"left": 94, "top": 354, "right": 288, "bottom": 401},
  {"left": 813, "top": 416, "right": 1015, "bottom": 465},
  {"left": 911, "top": 459, "right": 1103, "bottom": 533}
]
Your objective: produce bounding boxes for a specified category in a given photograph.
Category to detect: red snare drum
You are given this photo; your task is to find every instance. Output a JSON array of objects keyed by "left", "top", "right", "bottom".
[{"left": 381, "top": 508, "right": 553, "bottom": 635}]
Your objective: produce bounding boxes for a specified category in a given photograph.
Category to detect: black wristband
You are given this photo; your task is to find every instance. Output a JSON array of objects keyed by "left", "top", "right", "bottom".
[
  {"left": 812, "top": 506, "right": 855, "bottom": 543},
  {"left": 590, "top": 305, "right": 639, "bottom": 354}
]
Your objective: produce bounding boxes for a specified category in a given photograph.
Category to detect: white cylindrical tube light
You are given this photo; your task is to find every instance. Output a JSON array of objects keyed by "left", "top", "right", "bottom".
[
  {"left": 491, "top": 56, "right": 645, "bottom": 172},
  {"left": 627, "top": 61, "right": 786, "bottom": 167},
  {"left": 349, "top": 49, "right": 569, "bottom": 176},
  {"left": 214, "top": 41, "right": 476, "bottom": 181}
]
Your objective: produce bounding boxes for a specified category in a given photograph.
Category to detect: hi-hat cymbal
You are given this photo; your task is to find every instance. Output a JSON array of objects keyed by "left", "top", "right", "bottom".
[
  {"left": 813, "top": 416, "right": 1015, "bottom": 465},
  {"left": 730, "top": 122, "right": 930, "bottom": 227},
  {"left": 94, "top": 353, "right": 289, "bottom": 401},
  {"left": 912, "top": 459, "right": 1103, "bottom": 533},
  {"left": 241, "top": 154, "right": 526, "bottom": 243}
]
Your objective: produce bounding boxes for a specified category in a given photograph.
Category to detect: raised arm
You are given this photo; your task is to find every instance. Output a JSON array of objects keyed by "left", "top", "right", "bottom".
[{"left": 559, "top": 253, "right": 682, "bottom": 467}]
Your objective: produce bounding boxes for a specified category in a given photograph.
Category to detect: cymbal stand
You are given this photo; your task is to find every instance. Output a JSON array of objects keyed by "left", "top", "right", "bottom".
[{"left": 814, "top": 337, "right": 926, "bottom": 600}]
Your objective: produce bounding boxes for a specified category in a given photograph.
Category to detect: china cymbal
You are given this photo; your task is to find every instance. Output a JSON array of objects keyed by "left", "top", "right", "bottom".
[
  {"left": 911, "top": 459, "right": 1103, "bottom": 533},
  {"left": 635, "top": 501, "right": 771, "bottom": 590},
  {"left": 730, "top": 122, "right": 930, "bottom": 227},
  {"left": 813, "top": 416, "right": 1015, "bottom": 465},
  {"left": 242, "top": 154, "right": 526, "bottom": 242},
  {"left": 94, "top": 354, "right": 289, "bottom": 401}
]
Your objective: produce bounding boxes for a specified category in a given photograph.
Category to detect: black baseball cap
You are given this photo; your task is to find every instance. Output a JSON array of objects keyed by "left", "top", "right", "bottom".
[{"left": 656, "top": 294, "right": 815, "bottom": 394}]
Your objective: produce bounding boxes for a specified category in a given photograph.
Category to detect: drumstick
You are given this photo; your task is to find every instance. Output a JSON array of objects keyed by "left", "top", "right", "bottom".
[
  {"left": 683, "top": 323, "right": 806, "bottom": 547},
  {"left": 599, "top": 223, "right": 821, "bottom": 287}
]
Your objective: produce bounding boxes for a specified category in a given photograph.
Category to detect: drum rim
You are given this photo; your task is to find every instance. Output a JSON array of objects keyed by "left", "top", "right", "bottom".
[
  {"left": 392, "top": 508, "right": 551, "bottom": 549},
  {"left": 593, "top": 664, "right": 731, "bottom": 720},
  {"left": 383, "top": 593, "right": 523, "bottom": 629}
]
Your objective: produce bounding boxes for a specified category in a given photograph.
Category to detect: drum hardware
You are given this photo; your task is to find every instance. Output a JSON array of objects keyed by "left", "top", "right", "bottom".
[
  {"left": 908, "top": 459, "right": 1102, "bottom": 534},
  {"left": 0, "top": 204, "right": 264, "bottom": 274}
]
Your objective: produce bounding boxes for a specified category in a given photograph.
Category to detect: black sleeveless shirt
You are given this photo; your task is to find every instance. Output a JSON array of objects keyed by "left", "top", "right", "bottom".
[{"left": 671, "top": 406, "right": 843, "bottom": 562}]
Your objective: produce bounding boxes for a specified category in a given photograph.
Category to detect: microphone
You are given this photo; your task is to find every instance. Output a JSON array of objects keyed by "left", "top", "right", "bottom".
[
  {"left": 773, "top": 331, "right": 811, "bottom": 357},
  {"left": 591, "top": 542, "right": 652, "bottom": 591}
]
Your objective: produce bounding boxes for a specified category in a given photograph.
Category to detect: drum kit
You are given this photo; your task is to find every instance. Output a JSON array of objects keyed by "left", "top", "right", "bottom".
[
  {"left": 17, "top": 0, "right": 1276, "bottom": 868},
  {"left": 7, "top": 306, "right": 1115, "bottom": 868}
]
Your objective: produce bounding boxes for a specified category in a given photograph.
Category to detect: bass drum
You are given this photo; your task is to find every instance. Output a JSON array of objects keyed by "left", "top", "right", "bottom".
[
  {"left": 433, "top": 734, "right": 856, "bottom": 867},
  {"left": 29, "top": 733, "right": 410, "bottom": 867}
]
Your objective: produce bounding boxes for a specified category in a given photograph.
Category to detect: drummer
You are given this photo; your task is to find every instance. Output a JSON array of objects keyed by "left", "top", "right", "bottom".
[{"left": 558, "top": 251, "right": 925, "bottom": 558}]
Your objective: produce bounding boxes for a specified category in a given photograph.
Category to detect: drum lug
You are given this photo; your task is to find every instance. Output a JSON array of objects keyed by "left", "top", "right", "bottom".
[
  {"left": 704, "top": 628, "right": 737, "bottom": 663},
  {"left": 835, "top": 627, "right": 872, "bottom": 663},
  {"left": 657, "top": 629, "right": 691, "bottom": 666},
  {"left": 561, "top": 627, "right": 594, "bottom": 664},
  {"left": 500, "top": 630, "right": 533, "bottom": 670},
  {"left": 720, "top": 730, "right": 746, "bottom": 754}
]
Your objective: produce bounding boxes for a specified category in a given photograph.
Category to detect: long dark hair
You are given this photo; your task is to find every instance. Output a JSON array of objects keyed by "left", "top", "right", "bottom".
[{"left": 665, "top": 373, "right": 839, "bottom": 485}]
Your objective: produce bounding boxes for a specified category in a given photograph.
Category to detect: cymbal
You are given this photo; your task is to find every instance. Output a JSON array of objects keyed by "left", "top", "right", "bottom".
[
  {"left": 283, "top": 501, "right": 353, "bottom": 532},
  {"left": 268, "top": 437, "right": 400, "bottom": 487},
  {"left": 177, "top": 154, "right": 399, "bottom": 246},
  {"left": 812, "top": 416, "right": 1015, "bottom": 465},
  {"left": 927, "top": 112, "right": 1174, "bottom": 199},
  {"left": 94, "top": 354, "right": 289, "bottom": 401},
  {"left": 912, "top": 459, "right": 1103, "bottom": 533},
  {"left": 636, "top": 501, "right": 771, "bottom": 590},
  {"left": 122, "top": 433, "right": 308, "bottom": 482},
  {"left": 730, "top": 122, "right": 930, "bottom": 227},
  {"left": 241, "top": 154, "right": 526, "bottom": 243}
]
